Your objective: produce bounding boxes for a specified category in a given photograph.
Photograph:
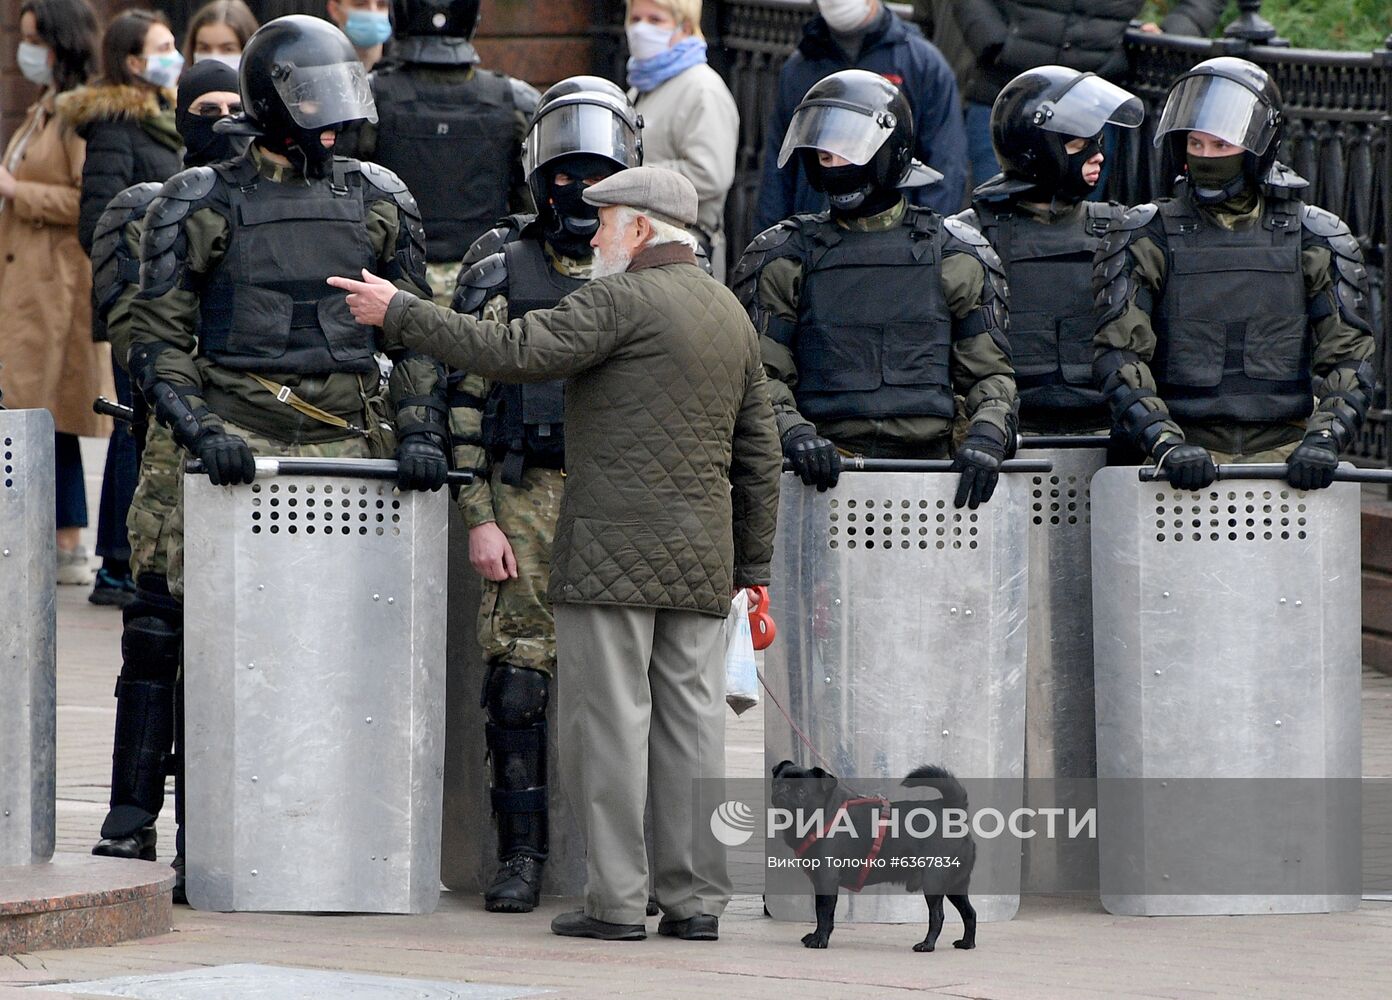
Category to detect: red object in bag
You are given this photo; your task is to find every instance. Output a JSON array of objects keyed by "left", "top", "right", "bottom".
[{"left": 747, "top": 586, "right": 776, "bottom": 650}]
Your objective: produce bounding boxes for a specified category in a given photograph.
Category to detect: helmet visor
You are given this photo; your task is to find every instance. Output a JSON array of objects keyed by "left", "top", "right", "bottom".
[
  {"left": 1153, "top": 74, "right": 1278, "bottom": 154},
  {"left": 271, "top": 60, "right": 376, "bottom": 128},
  {"left": 777, "top": 101, "right": 895, "bottom": 169},
  {"left": 1034, "top": 74, "right": 1144, "bottom": 138},
  {"left": 524, "top": 98, "right": 641, "bottom": 179}
]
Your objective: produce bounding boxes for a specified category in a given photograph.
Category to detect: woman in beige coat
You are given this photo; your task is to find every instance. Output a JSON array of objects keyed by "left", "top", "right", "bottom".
[{"left": 0, "top": 0, "right": 105, "bottom": 582}]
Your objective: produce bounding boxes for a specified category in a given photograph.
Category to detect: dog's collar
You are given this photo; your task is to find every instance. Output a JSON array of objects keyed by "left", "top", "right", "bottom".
[{"left": 792, "top": 795, "right": 892, "bottom": 892}]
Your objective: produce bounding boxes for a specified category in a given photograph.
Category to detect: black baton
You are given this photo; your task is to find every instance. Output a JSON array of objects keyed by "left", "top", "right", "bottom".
[
  {"left": 1138, "top": 463, "right": 1392, "bottom": 485},
  {"left": 186, "top": 456, "right": 476, "bottom": 485}
]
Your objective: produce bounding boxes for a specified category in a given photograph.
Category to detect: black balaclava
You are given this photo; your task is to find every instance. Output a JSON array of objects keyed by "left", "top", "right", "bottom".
[
  {"left": 1185, "top": 151, "right": 1248, "bottom": 205},
  {"left": 176, "top": 60, "right": 244, "bottom": 167},
  {"left": 542, "top": 153, "right": 618, "bottom": 259},
  {"left": 818, "top": 160, "right": 900, "bottom": 219},
  {"left": 1054, "top": 134, "right": 1102, "bottom": 204}
]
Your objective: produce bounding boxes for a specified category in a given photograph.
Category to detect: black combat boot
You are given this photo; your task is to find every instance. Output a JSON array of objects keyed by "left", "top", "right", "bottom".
[
  {"left": 93, "top": 588, "right": 180, "bottom": 863},
  {"left": 483, "top": 719, "right": 548, "bottom": 912}
]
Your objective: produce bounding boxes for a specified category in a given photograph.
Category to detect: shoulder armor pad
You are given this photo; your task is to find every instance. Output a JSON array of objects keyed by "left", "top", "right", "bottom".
[
  {"left": 949, "top": 208, "right": 983, "bottom": 234},
  {"left": 139, "top": 167, "right": 219, "bottom": 295},
  {"left": 461, "top": 217, "right": 528, "bottom": 270},
  {"left": 453, "top": 251, "right": 508, "bottom": 315},
  {"left": 357, "top": 159, "right": 409, "bottom": 197},
  {"left": 942, "top": 215, "right": 990, "bottom": 248},
  {"left": 1117, "top": 203, "right": 1158, "bottom": 230},
  {"left": 731, "top": 220, "right": 804, "bottom": 294},
  {"left": 508, "top": 77, "right": 541, "bottom": 117},
  {"left": 91, "top": 182, "right": 161, "bottom": 316},
  {"left": 1300, "top": 204, "right": 1349, "bottom": 240},
  {"left": 359, "top": 160, "right": 427, "bottom": 283}
]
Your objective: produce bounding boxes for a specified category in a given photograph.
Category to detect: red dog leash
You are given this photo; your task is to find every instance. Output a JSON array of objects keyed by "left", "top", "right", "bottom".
[{"left": 791, "top": 795, "right": 892, "bottom": 892}]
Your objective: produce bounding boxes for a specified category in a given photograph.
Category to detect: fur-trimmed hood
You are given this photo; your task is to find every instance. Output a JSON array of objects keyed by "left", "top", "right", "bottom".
[{"left": 56, "top": 83, "right": 174, "bottom": 129}]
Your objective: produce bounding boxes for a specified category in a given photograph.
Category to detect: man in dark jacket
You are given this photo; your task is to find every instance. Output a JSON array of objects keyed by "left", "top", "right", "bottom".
[
  {"left": 333, "top": 166, "right": 782, "bottom": 943},
  {"left": 754, "top": 0, "right": 969, "bottom": 228},
  {"left": 951, "top": 0, "right": 1224, "bottom": 185}
]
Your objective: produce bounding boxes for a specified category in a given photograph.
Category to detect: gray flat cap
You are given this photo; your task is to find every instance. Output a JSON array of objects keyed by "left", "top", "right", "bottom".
[{"left": 582, "top": 166, "right": 699, "bottom": 228}]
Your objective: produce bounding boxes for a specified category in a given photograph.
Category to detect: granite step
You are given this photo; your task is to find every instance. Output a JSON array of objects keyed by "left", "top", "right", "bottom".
[{"left": 0, "top": 855, "right": 173, "bottom": 956}]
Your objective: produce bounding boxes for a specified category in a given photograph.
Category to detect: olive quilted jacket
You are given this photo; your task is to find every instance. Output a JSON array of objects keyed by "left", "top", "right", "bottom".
[{"left": 383, "top": 242, "right": 782, "bottom": 616}]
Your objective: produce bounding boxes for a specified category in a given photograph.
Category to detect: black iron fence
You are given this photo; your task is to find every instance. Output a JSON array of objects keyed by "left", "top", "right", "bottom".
[{"left": 593, "top": 0, "right": 1392, "bottom": 462}]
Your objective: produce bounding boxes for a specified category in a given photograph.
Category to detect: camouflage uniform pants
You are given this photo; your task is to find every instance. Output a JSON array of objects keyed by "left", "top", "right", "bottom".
[
  {"left": 166, "top": 418, "right": 383, "bottom": 600},
  {"left": 426, "top": 260, "right": 460, "bottom": 308},
  {"left": 477, "top": 465, "right": 565, "bottom": 674},
  {"left": 127, "top": 422, "right": 182, "bottom": 581},
  {"left": 1208, "top": 441, "right": 1301, "bottom": 464}
]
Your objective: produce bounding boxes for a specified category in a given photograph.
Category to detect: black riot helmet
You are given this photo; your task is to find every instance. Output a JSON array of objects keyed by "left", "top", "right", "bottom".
[
  {"left": 391, "top": 0, "right": 480, "bottom": 40},
  {"left": 778, "top": 69, "right": 931, "bottom": 216},
  {"left": 523, "top": 76, "right": 643, "bottom": 256},
  {"left": 230, "top": 15, "right": 376, "bottom": 179},
  {"left": 989, "top": 66, "right": 1143, "bottom": 201},
  {"left": 1154, "top": 56, "right": 1285, "bottom": 200}
]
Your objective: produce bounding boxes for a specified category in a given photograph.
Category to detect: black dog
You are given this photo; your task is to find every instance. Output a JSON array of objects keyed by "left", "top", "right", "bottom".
[{"left": 770, "top": 760, "right": 977, "bottom": 951}]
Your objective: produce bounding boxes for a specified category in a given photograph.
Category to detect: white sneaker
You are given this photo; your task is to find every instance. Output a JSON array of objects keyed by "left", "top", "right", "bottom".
[{"left": 57, "top": 545, "right": 95, "bottom": 585}]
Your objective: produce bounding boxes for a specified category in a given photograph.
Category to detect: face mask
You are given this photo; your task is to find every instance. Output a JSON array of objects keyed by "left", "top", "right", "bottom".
[
  {"left": 625, "top": 21, "right": 675, "bottom": 62},
  {"left": 17, "top": 41, "right": 53, "bottom": 87},
  {"left": 194, "top": 53, "right": 241, "bottom": 73},
  {"left": 179, "top": 110, "right": 240, "bottom": 167},
  {"left": 1056, "top": 135, "right": 1102, "bottom": 203},
  {"left": 818, "top": 0, "right": 872, "bottom": 33},
  {"left": 1185, "top": 150, "right": 1248, "bottom": 203},
  {"left": 344, "top": 11, "right": 393, "bottom": 48},
  {"left": 141, "top": 51, "right": 185, "bottom": 90},
  {"left": 546, "top": 179, "right": 602, "bottom": 256}
]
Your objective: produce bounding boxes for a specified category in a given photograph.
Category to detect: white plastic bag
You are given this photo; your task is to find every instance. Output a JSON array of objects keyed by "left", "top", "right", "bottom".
[{"left": 725, "top": 589, "right": 760, "bottom": 715}]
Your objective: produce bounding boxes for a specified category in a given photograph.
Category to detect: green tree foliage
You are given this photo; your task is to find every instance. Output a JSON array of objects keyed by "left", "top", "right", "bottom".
[{"left": 1143, "top": 0, "right": 1389, "bottom": 51}]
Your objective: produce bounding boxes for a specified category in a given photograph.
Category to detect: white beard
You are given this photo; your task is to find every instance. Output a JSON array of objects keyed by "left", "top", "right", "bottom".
[{"left": 590, "top": 242, "right": 633, "bottom": 279}]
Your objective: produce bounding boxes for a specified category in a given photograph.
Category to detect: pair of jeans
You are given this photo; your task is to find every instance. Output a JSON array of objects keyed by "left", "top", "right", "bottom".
[{"left": 55, "top": 431, "right": 87, "bottom": 530}]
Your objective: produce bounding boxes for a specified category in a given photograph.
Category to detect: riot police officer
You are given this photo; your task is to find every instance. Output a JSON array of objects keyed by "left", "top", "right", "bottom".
[
  {"left": 734, "top": 69, "right": 1016, "bottom": 509},
  {"left": 345, "top": 0, "right": 539, "bottom": 301},
  {"left": 448, "top": 76, "right": 642, "bottom": 913},
  {"left": 87, "top": 58, "right": 247, "bottom": 899},
  {"left": 955, "top": 67, "right": 1143, "bottom": 436},
  {"left": 1094, "top": 57, "right": 1375, "bottom": 490},
  {"left": 125, "top": 16, "right": 448, "bottom": 591}
]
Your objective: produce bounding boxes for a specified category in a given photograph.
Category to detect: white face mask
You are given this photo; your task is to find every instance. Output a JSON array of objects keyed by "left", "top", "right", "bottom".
[
  {"left": 194, "top": 52, "right": 241, "bottom": 73},
  {"left": 817, "top": 0, "right": 873, "bottom": 33},
  {"left": 17, "top": 41, "right": 54, "bottom": 87},
  {"left": 140, "top": 50, "right": 185, "bottom": 90},
  {"left": 626, "top": 21, "right": 676, "bottom": 62}
]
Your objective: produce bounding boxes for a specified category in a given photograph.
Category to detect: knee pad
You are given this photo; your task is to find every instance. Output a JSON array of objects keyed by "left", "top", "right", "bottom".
[
  {"left": 119, "top": 599, "right": 182, "bottom": 686},
  {"left": 482, "top": 661, "right": 550, "bottom": 729}
]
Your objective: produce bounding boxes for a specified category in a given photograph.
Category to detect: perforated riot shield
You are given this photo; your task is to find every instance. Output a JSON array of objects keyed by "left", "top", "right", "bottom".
[
  {"left": 1091, "top": 468, "right": 1362, "bottom": 915},
  {"left": 764, "top": 470, "right": 1030, "bottom": 923},
  {"left": 1020, "top": 445, "right": 1107, "bottom": 892},
  {"left": 183, "top": 469, "right": 448, "bottom": 913},
  {"left": 0, "top": 409, "right": 56, "bottom": 868}
]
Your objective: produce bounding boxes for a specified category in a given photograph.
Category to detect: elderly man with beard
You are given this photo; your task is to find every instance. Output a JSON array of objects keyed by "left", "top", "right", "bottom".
[{"left": 331, "top": 166, "right": 783, "bottom": 942}]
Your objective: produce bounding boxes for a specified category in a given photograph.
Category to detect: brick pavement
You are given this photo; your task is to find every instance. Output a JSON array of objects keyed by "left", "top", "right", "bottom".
[{"left": 9, "top": 437, "right": 1389, "bottom": 998}]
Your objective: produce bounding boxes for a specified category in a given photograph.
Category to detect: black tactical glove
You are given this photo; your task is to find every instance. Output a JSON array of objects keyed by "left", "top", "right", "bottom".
[
  {"left": 782, "top": 425, "right": 842, "bottom": 491},
  {"left": 395, "top": 433, "right": 449, "bottom": 492},
  {"left": 1153, "top": 440, "right": 1217, "bottom": 491},
  {"left": 951, "top": 425, "right": 1007, "bottom": 510},
  {"left": 194, "top": 429, "right": 256, "bottom": 486},
  {"left": 1286, "top": 433, "right": 1339, "bottom": 491}
]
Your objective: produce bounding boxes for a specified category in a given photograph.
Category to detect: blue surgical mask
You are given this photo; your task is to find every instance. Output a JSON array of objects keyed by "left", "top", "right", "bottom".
[
  {"left": 344, "top": 11, "right": 392, "bottom": 49},
  {"left": 194, "top": 52, "right": 241, "bottom": 73},
  {"left": 17, "top": 41, "right": 54, "bottom": 87},
  {"left": 141, "top": 51, "right": 185, "bottom": 90}
]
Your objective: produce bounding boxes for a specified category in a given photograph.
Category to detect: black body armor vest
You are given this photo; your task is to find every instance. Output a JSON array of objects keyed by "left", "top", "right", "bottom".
[
  {"left": 793, "top": 208, "right": 955, "bottom": 424},
  {"left": 198, "top": 159, "right": 378, "bottom": 375},
  {"left": 1152, "top": 194, "right": 1312, "bottom": 424},
  {"left": 974, "top": 200, "right": 1118, "bottom": 427},
  {"left": 371, "top": 66, "right": 516, "bottom": 262},
  {"left": 481, "top": 238, "right": 585, "bottom": 482}
]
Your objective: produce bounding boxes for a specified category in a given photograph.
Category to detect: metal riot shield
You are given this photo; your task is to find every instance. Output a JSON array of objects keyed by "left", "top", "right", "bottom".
[
  {"left": 439, "top": 503, "right": 589, "bottom": 897},
  {"left": 0, "top": 409, "right": 56, "bottom": 868},
  {"left": 1020, "top": 444, "right": 1107, "bottom": 893},
  {"left": 183, "top": 468, "right": 448, "bottom": 913},
  {"left": 764, "top": 470, "right": 1030, "bottom": 923},
  {"left": 1091, "top": 468, "right": 1362, "bottom": 915}
]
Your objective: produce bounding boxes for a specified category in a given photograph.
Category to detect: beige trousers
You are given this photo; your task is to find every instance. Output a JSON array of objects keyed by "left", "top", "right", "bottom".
[{"left": 554, "top": 603, "right": 731, "bottom": 925}]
